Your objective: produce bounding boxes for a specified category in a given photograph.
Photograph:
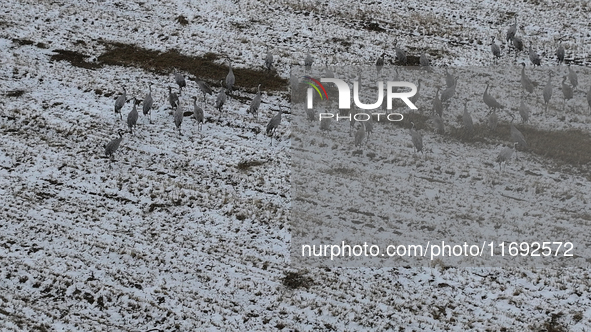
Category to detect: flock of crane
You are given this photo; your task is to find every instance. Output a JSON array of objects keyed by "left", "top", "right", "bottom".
[
  {"left": 105, "top": 17, "right": 591, "bottom": 173},
  {"left": 310, "top": 19, "right": 591, "bottom": 172},
  {"left": 104, "top": 49, "right": 284, "bottom": 160}
]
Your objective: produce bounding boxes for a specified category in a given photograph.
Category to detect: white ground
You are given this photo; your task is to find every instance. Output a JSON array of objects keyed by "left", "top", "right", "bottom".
[{"left": 1, "top": 0, "right": 591, "bottom": 331}]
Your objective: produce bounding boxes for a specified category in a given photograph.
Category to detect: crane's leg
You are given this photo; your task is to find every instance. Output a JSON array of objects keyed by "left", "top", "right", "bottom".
[{"left": 544, "top": 103, "right": 547, "bottom": 115}]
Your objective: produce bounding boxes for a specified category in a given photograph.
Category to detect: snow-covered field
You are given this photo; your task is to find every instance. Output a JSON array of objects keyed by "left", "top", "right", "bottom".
[{"left": 1, "top": 0, "right": 591, "bottom": 331}]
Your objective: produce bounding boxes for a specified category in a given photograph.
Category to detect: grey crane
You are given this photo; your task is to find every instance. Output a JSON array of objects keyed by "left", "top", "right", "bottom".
[
  {"left": 348, "top": 109, "right": 357, "bottom": 137},
  {"left": 306, "top": 107, "right": 315, "bottom": 122},
  {"left": 529, "top": 45, "right": 541, "bottom": 66},
  {"left": 215, "top": 80, "right": 227, "bottom": 113},
  {"left": 192, "top": 96, "right": 204, "bottom": 132},
  {"left": 364, "top": 118, "right": 373, "bottom": 142},
  {"left": 432, "top": 114, "right": 444, "bottom": 134},
  {"left": 510, "top": 124, "right": 527, "bottom": 150},
  {"left": 248, "top": 83, "right": 262, "bottom": 119},
  {"left": 556, "top": 44, "right": 565, "bottom": 65},
  {"left": 463, "top": 101, "right": 473, "bottom": 137},
  {"left": 304, "top": 52, "right": 313, "bottom": 71},
  {"left": 127, "top": 97, "right": 139, "bottom": 134},
  {"left": 324, "top": 61, "right": 334, "bottom": 79},
  {"left": 196, "top": 79, "right": 213, "bottom": 102},
  {"left": 409, "top": 78, "right": 422, "bottom": 106},
  {"left": 173, "top": 100, "right": 184, "bottom": 136},
  {"left": 266, "top": 109, "right": 283, "bottom": 145},
  {"left": 488, "top": 110, "right": 498, "bottom": 132},
  {"left": 483, "top": 84, "right": 505, "bottom": 112},
  {"left": 506, "top": 17, "right": 517, "bottom": 43},
  {"left": 543, "top": 72, "right": 553, "bottom": 114},
  {"left": 587, "top": 85, "right": 591, "bottom": 113},
  {"left": 142, "top": 84, "right": 153, "bottom": 124},
  {"left": 265, "top": 46, "right": 273, "bottom": 71},
  {"left": 376, "top": 53, "right": 385, "bottom": 75},
  {"left": 518, "top": 99, "right": 530, "bottom": 124},
  {"left": 290, "top": 73, "right": 300, "bottom": 95},
  {"left": 441, "top": 77, "right": 457, "bottom": 107},
  {"left": 409, "top": 122, "right": 423, "bottom": 154},
  {"left": 168, "top": 86, "right": 179, "bottom": 115},
  {"left": 114, "top": 86, "right": 126, "bottom": 120},
  {"left": 433, "top": 87, "right": 443, "bottom": 118},
  {"left": 496, "top": 142, "right": 518, "bottom": 172},
  {"left": 354, "top": 122, "right": 366, "bottom": 147},
  {"left": 511, "top": 35, "right": 524, "bottom": 56},
  {"left": 420, "top": 52, "right": 430, "bottom": 69},
  {"left": 568, "top": 65, "right": 578, "bottom": 91},
  {"left": 226, "top": 58, "right": 235, "bottom": 93},
  {"left": 445, "top": 68, "right": 455, "bottom": 88},
  {"left": 394, "top": 40, "right": 407, "bottom": 65},
  {"left": 520, "top": 63, "right": 534, "bottom": 96},
  {"left": 319, "top": 116, "right": 331, "bottom": 132},
  {"left": 490, "top": 36, "right": 501, "bottom": 63},
  {"left": 175, "top": 72, "right": 186, "bottom": 95},
  {"left": 105, "top": 130, "right": 124, "bottom": 160},
  {"left": 561, "top": 75, "right": 573, "bottom": 111}
]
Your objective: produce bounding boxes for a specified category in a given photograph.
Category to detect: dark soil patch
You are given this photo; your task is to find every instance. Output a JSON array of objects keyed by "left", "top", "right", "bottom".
[
  {"left": 50, "top": 50, "right": 101, "bottom": 69},
  {"left": 281, "top": 271, "right": 313, "bottom": 289},
  {"left": 97, "top": 42, "right": 289, "bottom": 92},
  {"left": 237, "top": 160, "right": 267, "bottom": 170},
  {"left": 43, "top": 41, "right": 288, "bottom": 92},
  {"left": 11, "top": 38, "right": 34, "bottom": 46},
  {"left": 5, "top": 90, "right": 26, "bottom": 97},
  {"left": 365, "top": 22, "right": 385, "bottom": 32}
]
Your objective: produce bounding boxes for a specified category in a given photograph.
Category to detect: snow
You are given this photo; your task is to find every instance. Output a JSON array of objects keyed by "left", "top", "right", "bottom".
[{"left": 1, "top": 0, "right": 591, "bottom": 330}]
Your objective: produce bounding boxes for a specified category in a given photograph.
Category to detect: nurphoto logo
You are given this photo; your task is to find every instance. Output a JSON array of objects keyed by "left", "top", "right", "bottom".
[{"left": 304, "top": 76, "right": 417, "bottom": 122}]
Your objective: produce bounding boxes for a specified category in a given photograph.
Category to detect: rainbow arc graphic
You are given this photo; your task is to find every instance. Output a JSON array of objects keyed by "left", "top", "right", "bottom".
[{"left": 303, "top": 76, "right": 329, "bottom": 100}]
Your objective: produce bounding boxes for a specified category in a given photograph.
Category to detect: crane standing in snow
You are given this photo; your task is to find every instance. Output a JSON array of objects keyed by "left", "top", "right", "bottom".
[
  {"left": 410, "top": 122, "right": 423, "bottom": 154},
  {"left": 192, "top": 96, "right": 204, "bottom": 132},
  {"left": 174, "top": 100, "right": 184, "bottom": 136},
  {"left": 114, "top": 86, "right": 126, "bottom": 120},
  {"left": 105, "top": 130, "right": 125, "bottom": 160},
  {"left": 142, "top": 84, "right": 153, "bottom": 124},
  {"left": 543, "top": 72, "right": 553, "bottom": 114},
  {"left": 127, "top": 97, "right": 138, "bottom": 135},
  {"left": 248, "top": 84, "right": 262, "bottom": 119},
  {"left": 496, "top": 142, "right": 518, "bottom": 172},
  {"left": 168, "top": 86, "right": 179, "bottom": 115},
  {"left": 215, "top": 81, "right": 227, "bottom": 114},
  {"left": 175, "top": 72, "right": 186, "bottom": 95},
  {"left": 196, "top": 79, "right": 213, "bottom": 102},
  {"left": 226, "top": 58, "right": 235, "bottom": 94},
  {"left": 266, "top": 109, "right": 283, "bottom": 145},
  {"left": 265, "top": 46, "right": 274, "bottom": 71},
  {"left": 490, "top": 36, "right": 501, "bottom": 64}
]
